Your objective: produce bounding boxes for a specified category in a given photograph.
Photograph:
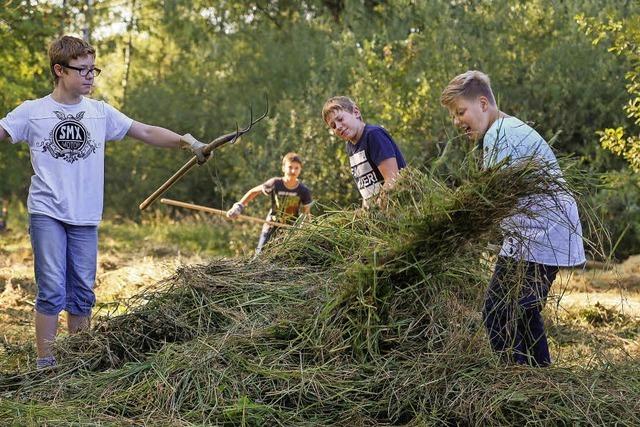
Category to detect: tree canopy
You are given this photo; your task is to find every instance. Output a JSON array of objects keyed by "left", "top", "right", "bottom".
[
  {"left": 0, "top": 0, "right": 638, "bottom": 221},
  {"left": 578, "top": 11, "right": 640, "bottom": 171}
]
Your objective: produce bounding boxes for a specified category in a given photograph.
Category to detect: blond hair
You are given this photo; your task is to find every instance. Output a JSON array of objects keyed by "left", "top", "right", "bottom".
[
  {"left": 440, "top": 70, "right": 496, "bottom": 108},
  {"left": 48, "top": 35, "right": 96, "bottom": 85},
  {"left": 322, "top": 96, "right": 359, "bottom": 124},
  {"left": 282, "top": 152, "right": 303, "bottom": 167}
]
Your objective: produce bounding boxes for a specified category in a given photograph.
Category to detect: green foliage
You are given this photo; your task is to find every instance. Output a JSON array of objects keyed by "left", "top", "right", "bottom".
[
  {"left": 0, "top": 1, "right": 64, "bottom": 199},
  {"left": 584, "top": 170, "right": 640, "bottom": 260},
  {"left": 577, "top": 10, "right": 640, "bottom": 171},
  {"left": 1, "top": 0, "right": 638, "bottom": 246},
  {"left": 0, "top": 2, "right": 60, "bottom": 106}
]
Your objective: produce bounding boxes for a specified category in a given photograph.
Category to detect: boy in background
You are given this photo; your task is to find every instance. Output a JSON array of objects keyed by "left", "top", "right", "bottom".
[
  {"left": 322, "top": 96, "right": 406, "bottom": 207},
  {"left": 0, "top": 35, "right": 209, "bottom": 369},
  {"left": 227, "top": 152, "right": 312, "bottom": 253},
  {"left": 440, "top": 70, "right": 585, "bottom": 366}
]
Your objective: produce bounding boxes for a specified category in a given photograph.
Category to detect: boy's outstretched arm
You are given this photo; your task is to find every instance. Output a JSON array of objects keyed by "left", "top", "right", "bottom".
[
  {"left": 127, "top": 121, "right": 209, "bottom": 163},
  {"left": 378, "top": 157, "right": 400, "bottom": 190},
  {"left": 127, "top": 121, "right": 182, "bottom": 148},
  {"left": 227, "top": 185, "right": 264, "bottom": 219},
  {"left": 0, "top": 126, "right": 8, "bottom": 142}
]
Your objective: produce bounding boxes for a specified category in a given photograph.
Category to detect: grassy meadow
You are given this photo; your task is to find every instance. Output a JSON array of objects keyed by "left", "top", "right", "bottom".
[
  {"left": 0, "top": 200, "right": 261, "bottom": 373},
  {"left": 0, "top": 166, "right": 638, "bottom": 425}
]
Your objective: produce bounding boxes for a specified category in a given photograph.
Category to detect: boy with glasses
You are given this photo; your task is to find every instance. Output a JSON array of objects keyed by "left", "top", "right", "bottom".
[{"left": 0, "top": 35, "right": 209, "bottom": 370}]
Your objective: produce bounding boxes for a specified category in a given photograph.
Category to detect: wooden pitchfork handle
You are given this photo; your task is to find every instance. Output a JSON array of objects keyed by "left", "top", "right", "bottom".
[
  {"left": 160, "top": 198, "right": 293, "bottom": 228},
  {"left": 139, "top": 99, "right": 269, "bottom": 211}
]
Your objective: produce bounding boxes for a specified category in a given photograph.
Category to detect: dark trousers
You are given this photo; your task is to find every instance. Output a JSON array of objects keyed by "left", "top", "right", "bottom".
[{"left": 483, "top": 256, "right": 559, "bottom": 367}]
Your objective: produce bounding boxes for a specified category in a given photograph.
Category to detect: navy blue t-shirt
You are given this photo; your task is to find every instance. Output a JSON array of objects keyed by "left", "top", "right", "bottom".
[{"left": 345, "top": 124, "right": 406, "bottom": 201}]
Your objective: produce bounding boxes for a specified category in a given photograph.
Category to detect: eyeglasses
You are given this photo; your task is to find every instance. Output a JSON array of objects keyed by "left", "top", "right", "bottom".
[{"left": 61, "top": 64, "right": 102, "bottom": 77}]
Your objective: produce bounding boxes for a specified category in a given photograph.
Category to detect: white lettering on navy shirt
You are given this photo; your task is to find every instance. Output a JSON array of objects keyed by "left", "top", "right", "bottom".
[{"left": 349, "top": 150, "right": 382, "bottom": 200}]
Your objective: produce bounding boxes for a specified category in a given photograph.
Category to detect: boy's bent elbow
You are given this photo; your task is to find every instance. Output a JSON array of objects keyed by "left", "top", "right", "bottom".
[{"left": 378, "top": 157, "right": 401, "bottom": 186}]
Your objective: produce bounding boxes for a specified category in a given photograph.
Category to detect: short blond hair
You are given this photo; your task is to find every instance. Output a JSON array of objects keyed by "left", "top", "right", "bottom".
[
  {"left": 440, "top": 70, "right": 496, "bottom": 108},
  {"left": 322, "top": 96, "right": 359, "bottom": 124},
  {"left": 282, "top": 152, "right": 303, "bottom": 167},
  {"left": 48, "top": 35, "right": 96, "bottom": 85}
]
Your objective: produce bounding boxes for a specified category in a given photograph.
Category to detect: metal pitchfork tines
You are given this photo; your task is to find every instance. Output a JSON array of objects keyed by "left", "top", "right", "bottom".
[{"left": 139, "top": 98, "right": 269, "bottom": 211}]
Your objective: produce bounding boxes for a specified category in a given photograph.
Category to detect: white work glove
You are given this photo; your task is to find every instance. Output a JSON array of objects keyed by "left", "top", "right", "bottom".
[
  {"left": 180, "top": 133, "right": 209, "bottom": 165},
  {"left": 226, "top": 202, "right": 244, "bottom": 219}
]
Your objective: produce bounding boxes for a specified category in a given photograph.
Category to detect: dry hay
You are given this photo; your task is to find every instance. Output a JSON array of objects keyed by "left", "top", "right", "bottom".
[{"left": 1, "top": 164, "right": 639, "bottom": 426}]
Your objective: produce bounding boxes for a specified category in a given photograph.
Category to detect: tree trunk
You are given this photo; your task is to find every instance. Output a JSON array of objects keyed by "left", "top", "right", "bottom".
[{"left": 122, "top": 0, "right": 137, "bottom": 109}]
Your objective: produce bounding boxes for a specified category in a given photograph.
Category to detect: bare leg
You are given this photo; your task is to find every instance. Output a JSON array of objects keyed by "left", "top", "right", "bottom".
[
  {"left": 35, "top": 311, "right": 58, "bottom": 359},
  {"left": 67, "top": 313, "right": 90, "bottom": 333}
]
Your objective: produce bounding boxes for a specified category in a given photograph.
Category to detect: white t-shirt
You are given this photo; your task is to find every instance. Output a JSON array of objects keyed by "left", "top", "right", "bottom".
[
  {"left": 0, "top": 95, "right": 133, "bottom": 225},
  {"left": 483, "top": 116, "right": 586, "bottom": 267}
]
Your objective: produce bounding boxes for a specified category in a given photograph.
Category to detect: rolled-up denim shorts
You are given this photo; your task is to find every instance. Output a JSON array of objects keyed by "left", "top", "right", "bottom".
[{"left": 29, "top": 213, "right": 98, "bottom": 316}]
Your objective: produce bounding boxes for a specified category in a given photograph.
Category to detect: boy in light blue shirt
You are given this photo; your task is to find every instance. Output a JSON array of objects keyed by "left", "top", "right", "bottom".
[{"left": 441, "top": 70, "right": 585, "bottom": 366}]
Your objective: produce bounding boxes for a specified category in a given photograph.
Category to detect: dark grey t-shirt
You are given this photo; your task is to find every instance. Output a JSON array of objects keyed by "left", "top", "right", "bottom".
[{"left": 262, "top": 177, "right": 312, "bottom": 223}]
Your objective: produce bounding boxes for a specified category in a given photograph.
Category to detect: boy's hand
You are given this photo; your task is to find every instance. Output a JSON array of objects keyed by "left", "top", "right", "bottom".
[
  {"left": 180, "top": 133, "right": 209, "bottom": 165},
  {"left": 226, "top": 202, "right": 244, "bottom": 219},
  {"left": 373, "top": 191, "right": 389, "bottom": 210}
]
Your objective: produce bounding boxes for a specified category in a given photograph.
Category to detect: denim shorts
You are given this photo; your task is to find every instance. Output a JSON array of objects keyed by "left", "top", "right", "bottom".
[{"left": 29, "top": 214, "right": 98, "bottom": 316}]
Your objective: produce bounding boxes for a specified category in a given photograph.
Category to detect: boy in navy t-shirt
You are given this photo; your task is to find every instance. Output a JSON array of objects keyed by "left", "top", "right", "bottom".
[
  {"left": 322, "top": 96, "right": 406, "bottom": 207},
  {"left": 227, "top": 152, "right": 312, "bottom": 253}
]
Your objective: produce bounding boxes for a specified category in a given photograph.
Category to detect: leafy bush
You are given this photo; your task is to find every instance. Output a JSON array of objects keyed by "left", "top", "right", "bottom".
[{"left": 584, "top": 170, "right": 640, "bottom": 260}]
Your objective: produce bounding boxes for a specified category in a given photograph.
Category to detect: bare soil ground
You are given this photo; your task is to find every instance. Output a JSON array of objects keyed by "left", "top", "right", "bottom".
[
  {"left": 547, "top": 258, "right": 640, "bottom": 362},
  {"left": 559, "top": 255, "right": 640, "bottom": 314}
]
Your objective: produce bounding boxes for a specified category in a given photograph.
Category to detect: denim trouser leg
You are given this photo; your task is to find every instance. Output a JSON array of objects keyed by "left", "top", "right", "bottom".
[
  {"left": 30, "top": 214, "right": 98, "bottom": 316},
  {"left": 255, "top": 225, "right": 276, "bottom": 254},
  {"left": 515, "top": 262, "right": 558, "bottom": 366}
]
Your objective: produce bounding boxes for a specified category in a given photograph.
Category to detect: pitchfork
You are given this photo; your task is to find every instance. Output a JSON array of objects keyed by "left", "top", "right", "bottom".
[{"left": 139, "top": 98, "right": 269, "bottom": 210}]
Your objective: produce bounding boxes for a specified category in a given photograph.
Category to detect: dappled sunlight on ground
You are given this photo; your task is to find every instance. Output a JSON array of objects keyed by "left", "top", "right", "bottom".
[
  {"left": 541, "top": 258, "right": 640, "bottom": 364},
  {"left": 555, "top": 256, "right": 640, "bottom": 316}
]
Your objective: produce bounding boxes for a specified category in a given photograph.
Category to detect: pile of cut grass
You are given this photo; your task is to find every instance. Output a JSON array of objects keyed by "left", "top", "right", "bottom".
[{"left": 1, "top": 164, "right": 639, "bottom": 425}]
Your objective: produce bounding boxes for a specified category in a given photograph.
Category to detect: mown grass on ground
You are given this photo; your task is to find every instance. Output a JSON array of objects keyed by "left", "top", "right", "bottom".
[{"left": 0, "top": 165, "right": 639, "bottom": 425}]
